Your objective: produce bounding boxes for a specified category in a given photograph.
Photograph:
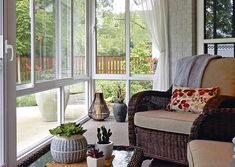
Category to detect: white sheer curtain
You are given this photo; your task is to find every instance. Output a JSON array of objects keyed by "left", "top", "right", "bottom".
[{"left": 141, "top": 0, "right": 169, "bottom": 91}]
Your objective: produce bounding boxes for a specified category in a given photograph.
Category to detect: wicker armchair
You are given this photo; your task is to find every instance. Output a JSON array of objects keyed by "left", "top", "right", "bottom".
[{"left": 128, "top": 57, "right": 235, "bottom": 165}]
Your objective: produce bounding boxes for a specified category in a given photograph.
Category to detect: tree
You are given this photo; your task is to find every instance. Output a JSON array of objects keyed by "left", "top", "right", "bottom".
[
  {"left": 205, "top": 0, "right": 233, "bottom": 38},
  {"left": 16, "top": 0, "right": 31, "bottom": 56},
  {"left": 35, "top": 0, "right": 55, "bottom": 58}
]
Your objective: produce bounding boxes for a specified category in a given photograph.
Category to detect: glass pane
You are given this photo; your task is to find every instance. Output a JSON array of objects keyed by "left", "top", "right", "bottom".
[
  {"left": 35, "top": 0, "right": 56, "bottom": 81},
  {"left": 205, "top": 43, "right": 235, "bottom": 57},
  {"left": 205, "top": 0, "right": 234, "bottom": 39},
  {"left": 130, "top": 80, "right": 153, "bottom": 97},
  {"left": 65, "top": 82, "right": 87, "bottom": 123},
  {"left": 130, "top": 0, "right": 155, "bottom": 74},
  {"left": 95, "top": 80, "right": 126, "bottom": 115},
  {"left": 60, "top": 0, "right": 72, "bottom": 78},
  {"left": 16, "top": 0, "right": 31, "bottom": 84},
  {"left": 96, "top": 0, "right": 126, "bottom": 74},
  {"left": 17, "top": 89, "right": 59, "bottom": 154},
  {"left": 0, "top": 0, "right": 4, "bottom": 164},
  {"left": 74, "top": 0, "right": 86, "bottom": 76}
]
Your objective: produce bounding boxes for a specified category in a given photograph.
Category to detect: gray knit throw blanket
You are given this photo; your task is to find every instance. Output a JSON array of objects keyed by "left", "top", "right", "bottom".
[{"left": 174, "top": 54, "right": 222, "bottom": 88}]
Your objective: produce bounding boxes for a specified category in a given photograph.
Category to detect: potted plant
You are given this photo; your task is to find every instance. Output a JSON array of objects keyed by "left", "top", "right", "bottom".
[
  {"left": 35, "top": 70, "right": 70, "bottom": 122},
  {"left": 49, "top": 122, "right": 87, "bottom": 163},
  {"left": 112, "top": 81, "right": 127, "bottom": 122},
  {"left": 87, "top": 148, "right": 105, "bottom": 167},
  {"left": 95, "top": 126, "right": 113, "bottom": 159}
]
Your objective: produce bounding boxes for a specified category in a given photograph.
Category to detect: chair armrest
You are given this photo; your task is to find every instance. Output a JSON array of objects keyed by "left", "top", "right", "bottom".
[
  {"left": 204, "top": 95, "right": 235, "bottom": 112},
  {"left": 128, "top": 89, "right": 172, "bottom": 146},
  {"left": 190, "top": 108, "right": 235, "bottom": 142}
]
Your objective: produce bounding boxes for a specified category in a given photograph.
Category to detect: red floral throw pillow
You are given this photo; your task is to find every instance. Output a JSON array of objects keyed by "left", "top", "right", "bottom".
[{"left": 167, "top": 86, "right": 219, "bottom": 114}]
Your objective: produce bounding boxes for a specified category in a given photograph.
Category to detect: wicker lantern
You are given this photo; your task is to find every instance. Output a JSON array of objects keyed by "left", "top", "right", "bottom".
[{"left": 88, "top": 92, "right": 110, "bottom": 121}]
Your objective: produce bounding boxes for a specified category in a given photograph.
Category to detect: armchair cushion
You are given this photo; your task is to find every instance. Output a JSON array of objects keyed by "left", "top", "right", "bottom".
[
  {"left": 201, "top": 58, "right": 235, "bottom": 96},
  {"left": 167, "top": 86, "right": 219, "bottom": 113},
  {"left": 134, "top": 110, "right": 199, "bottom": 134},
  {"left": 187, "top": 140, "right": 235, "bottom": 167}
]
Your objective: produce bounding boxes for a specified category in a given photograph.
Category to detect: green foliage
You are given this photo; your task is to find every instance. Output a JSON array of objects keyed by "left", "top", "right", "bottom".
[
  {"left": 69, "top": 83, "right": 85, "bottom": 94},
  {"left": 130, "top": 42, "right": 155, "bottom": 74},
  {"left": 35, "top": 0, "right": 55, "bottom": 57},
  {"left": 130, "top": 81, "right": 153, "bottom": 97},
  {"left": 16, "top": 0, "right": 31, "bottom": 56},
  {"left": 49, "top": 122, "right": 87, "bottom": 137},
  {"left": 39, "top": 69, "right": 55, "bottom": 80},
  {"left": 205, "top": 0, "right": 233, "bottom": 38},
  {"left": 74, "top": 0, "right": 86, "bottom": 56},
  {"left": 16, "top": 94, "right": 37, "bottom": 107},
  {"left": 96, "top": 81, "right": 125, "bottom": 103},
  {"left": 96, "top": 80, "right": 153, "bottom": 103},
  {"left": 97, "top": 126, "right": 112, "bottom": 144},
  {"left": 97, "top": 12, "right": 126, "bottom": 56},
  {"left": 110, "top": 81, "right": 125, "bottom": 103}
]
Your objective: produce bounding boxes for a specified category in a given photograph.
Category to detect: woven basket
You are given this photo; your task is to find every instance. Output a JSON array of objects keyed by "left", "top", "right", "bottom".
[{"left": 51, "top": 134, "right": 87, "bottom": 163}]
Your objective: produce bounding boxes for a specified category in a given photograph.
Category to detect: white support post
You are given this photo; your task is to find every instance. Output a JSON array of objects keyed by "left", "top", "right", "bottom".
[
  {"left": 55, "top": 0, "right": 62, "bottom": 79},
  {"left": 17, "top": 56, "right": 21, "bottom": 84},
  {"left": 71, "top": 0, "right": 74, "bottom": 78},
  {"left": 30, "top": 0, "right": 35, "bottom": 86},
  {"left": 57, "top": 87, "right": 65, "bottom": 125},
  {"left": 125, "top": 0, "right": 130, "bottom": 103},
  {"left": 88, "top": 0, "right": 95, "bottom": 106}
]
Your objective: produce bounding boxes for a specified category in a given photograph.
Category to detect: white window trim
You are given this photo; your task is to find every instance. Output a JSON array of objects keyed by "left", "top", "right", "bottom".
[{"left": 92, "top": 0, "right": 154, "bottom": 103}]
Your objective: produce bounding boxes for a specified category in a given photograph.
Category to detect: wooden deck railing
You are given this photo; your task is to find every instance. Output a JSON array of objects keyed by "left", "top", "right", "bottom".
[
  {"left": 16, "top": 55, "right": 150, "bottom": 83},
  {"left": 96, "top": 56, "right": 125, "bottom": 74},
  {"left": 16, "top": 56, "right": 125, "bottom": 83}
]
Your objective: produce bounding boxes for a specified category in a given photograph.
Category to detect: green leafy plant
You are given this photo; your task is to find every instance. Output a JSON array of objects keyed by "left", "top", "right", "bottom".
[
  {"left": 97, "top": 126, "right": 112, "bottom": 144},
  {"left": 87, "top": 148, "right": 104, "bottom": 158},
  {"left": 111, "top": 81, "right": 125, "bottom": 103},
  {"left": 38, "top": 69, "right": 55, "bottom": 80},
  {"left": 49, "top": 122, "right": 87, "bottom": 137}
]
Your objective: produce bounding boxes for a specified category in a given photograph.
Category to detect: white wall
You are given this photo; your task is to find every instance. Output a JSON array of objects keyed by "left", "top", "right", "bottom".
[{"left": 168, "top": 0, "right": 197, "bottom": 83}]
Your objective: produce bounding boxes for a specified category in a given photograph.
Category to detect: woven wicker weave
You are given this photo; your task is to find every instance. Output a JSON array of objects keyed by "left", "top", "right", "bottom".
[{"left": 128, "top": 88, "right": 235, "bottom": 165}]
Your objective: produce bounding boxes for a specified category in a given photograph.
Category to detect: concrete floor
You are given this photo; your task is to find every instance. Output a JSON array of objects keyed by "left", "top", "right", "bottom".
[
  {"left": 83, "top": 116, "right": 129, "bottom": 146},
  {"left": 17, "top": 104, "right": 86, "bottom": 153}
]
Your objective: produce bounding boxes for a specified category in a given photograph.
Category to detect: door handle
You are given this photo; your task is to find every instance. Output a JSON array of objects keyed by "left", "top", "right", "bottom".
[{"left": 5, "top": 40, "right": 14, "bottom": 61}]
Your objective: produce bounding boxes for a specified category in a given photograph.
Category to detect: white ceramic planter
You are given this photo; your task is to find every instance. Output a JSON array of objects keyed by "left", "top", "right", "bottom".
[
  {"left": 87, "top": 156, "right": 105, "bottom": 167},
  {"left": 95, "top": 141, "right": 113, "bottom": 159},
  {"left": 51, "top": 134, "right": 87, "bottom": 163},
  {"left": 36, "top": 88, "right": 70, "bottom": 122}
]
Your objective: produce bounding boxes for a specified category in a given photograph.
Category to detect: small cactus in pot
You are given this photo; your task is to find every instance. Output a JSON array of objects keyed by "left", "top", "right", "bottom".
[
  {"left": 95, "top": 126, "right": 113, "bottom": 159},
  {"left": 97, "top": 125, "right": 112, "bottom": 144}
]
